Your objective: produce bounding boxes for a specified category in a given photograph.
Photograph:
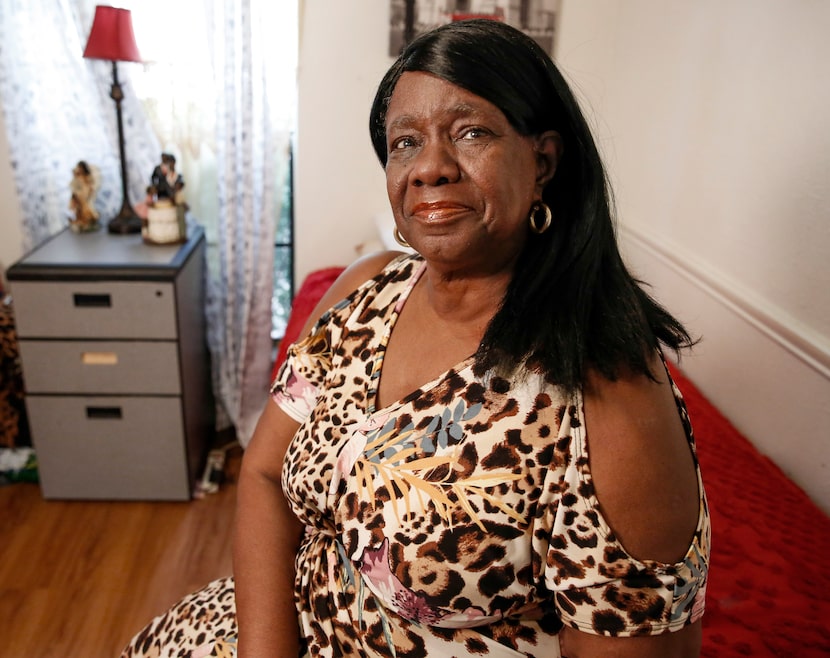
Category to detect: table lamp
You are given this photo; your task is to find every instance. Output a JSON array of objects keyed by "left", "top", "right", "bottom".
[{"left": 83, "top": 5, "right": 143, "bottom": 234}]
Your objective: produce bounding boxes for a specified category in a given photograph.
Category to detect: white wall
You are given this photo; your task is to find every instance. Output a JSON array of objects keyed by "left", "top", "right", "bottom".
[
  {"left": 556, "top": 0, "right": 830, "bottom": 511},
  {"left": 0, "top": 103, "right": 25, "bottom": 283},
  {"left": 294, "top": 0, "right": 394, "bottom": 283}
]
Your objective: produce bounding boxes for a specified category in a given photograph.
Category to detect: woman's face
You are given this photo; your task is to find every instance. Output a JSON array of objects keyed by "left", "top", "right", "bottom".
[{"left": 384, "top": 71, "right": 558, "bottom": 276}]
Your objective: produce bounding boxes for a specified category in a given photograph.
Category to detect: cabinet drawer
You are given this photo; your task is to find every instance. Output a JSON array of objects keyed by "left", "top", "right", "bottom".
[
  {"left": 18, "top": 340, "right": 181, "bottom": 394},
  {"left": 25, "top": 396, "right": 192, "bottom": 500},
  {"left": 10, "top": 280, "right": 177, "bottom": 339}
]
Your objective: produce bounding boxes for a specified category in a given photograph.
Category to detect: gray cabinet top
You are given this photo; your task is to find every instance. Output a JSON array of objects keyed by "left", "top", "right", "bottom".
[{"left": 7, "top": 224, "right": 205, "bottom": 281}]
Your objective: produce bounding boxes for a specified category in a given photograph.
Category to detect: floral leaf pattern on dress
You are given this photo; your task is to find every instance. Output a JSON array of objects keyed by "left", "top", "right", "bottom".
[
  {"left": 271, "top": 364, "right": 319, "bottom": 423},
  {"left": 671, "top": 536, "right": 708, "bottom": 623},
  {"left": 353, "top": 398, "right": 525, "bottom": 531},
  {"left": 357, "top": 538, "right": 503, "bottom": 631}
]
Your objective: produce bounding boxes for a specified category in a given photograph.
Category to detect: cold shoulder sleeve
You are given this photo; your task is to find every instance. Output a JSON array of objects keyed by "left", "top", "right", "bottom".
[{"left": 536, "top": 390, "right": 711, "bottom": 637}]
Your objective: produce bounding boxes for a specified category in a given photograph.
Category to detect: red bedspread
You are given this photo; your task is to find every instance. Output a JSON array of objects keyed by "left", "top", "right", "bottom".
[
  {"left": 275, "top": 268, "right": 830, "bottom": 656},
  {"left": 669, "top": 364, "right": 830, "bottom": 657}
]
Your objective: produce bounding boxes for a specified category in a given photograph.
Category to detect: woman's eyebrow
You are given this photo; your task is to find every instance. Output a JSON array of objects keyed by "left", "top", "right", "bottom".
[{"left": 387, "top": 103, "right": 486, "bottom": 132}]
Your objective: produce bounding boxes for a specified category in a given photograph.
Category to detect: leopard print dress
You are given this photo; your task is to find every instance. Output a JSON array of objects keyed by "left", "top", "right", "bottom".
[{"left": 122, "top": 254, "right": 710, "bottom": 658}]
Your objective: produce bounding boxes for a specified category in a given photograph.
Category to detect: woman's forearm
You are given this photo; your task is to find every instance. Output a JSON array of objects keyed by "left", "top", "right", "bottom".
[{"left": 233, "top": 464, "right": 304, "bottom": 657}]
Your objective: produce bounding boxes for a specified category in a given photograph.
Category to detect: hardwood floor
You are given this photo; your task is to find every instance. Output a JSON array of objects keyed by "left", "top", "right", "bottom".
[{"left": 0, "top": 445, "right": 242, "bottom": 658}]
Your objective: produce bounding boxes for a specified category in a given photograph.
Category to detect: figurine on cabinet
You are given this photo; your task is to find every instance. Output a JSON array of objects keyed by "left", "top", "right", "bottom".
[
  {"left": 149, "top": 153, "right": 183, "bottom": 202},
  {"left": 143, "top": 153, "right": 188, "bottom": 245},
  {"left": 68, "top": 160, "right": 101, "bottom": 233}
]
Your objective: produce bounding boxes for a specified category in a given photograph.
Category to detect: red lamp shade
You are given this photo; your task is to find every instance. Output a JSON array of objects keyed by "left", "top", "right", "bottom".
[{"left": 83, "top": 6, "right": 141, "bottom": 62}]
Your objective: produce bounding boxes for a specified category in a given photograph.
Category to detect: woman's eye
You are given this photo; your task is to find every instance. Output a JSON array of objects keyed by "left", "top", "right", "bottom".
[
  {"left": 460, "top": 127, "right": 487, "bottom": 140},
  {"left": 390, "top": 136, "right": 415, "bottom": 151}
]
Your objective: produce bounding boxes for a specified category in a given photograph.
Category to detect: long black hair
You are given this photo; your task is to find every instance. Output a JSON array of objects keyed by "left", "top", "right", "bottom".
[{"left": 369, "top": 19, "right": 693, "bottom": 390}]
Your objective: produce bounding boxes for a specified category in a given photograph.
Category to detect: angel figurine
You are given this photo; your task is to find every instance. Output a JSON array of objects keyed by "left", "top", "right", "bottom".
[{"left": 68, "top": 160, "right": 101, "bottom": 232}]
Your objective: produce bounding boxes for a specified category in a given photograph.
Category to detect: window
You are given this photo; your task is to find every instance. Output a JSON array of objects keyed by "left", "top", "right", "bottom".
[{"left": 125, "top": 0, "right": 297, "bottom": 340}]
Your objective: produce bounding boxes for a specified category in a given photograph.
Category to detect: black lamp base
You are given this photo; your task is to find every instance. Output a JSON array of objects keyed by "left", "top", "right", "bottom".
[{"left": 108, "top": 207, "right": 143, "bottom": 234}]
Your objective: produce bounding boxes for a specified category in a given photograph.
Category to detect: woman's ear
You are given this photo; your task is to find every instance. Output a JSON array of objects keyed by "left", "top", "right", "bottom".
[{"left": 534, "top": 130, "right": 563, "bottom": 190}]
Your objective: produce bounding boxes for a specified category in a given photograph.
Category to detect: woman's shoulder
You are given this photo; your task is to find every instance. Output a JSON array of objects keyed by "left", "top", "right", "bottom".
[
  {"left": 296, "top": 250, "right": 414, "bottom": 338},
  {"left": 581, "top": 354, "right": 702, "bottom": 564},
  {"left": 325, "top": 250, "right": 414, "bottom": 304}
]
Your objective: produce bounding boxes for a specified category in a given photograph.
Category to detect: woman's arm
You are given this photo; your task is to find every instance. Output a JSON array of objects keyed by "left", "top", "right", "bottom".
[
  {"left": 559, "top": 622, "right": 702, "bottom": 658},
  {"left": 234, "top": 249, "right": 405, "bottom": 656},
  {"left": 560, "top": 355, "right": 703, "bottom": 657},
  {"left": 233, "top": 402, "right": 304, "bottom": 656}
]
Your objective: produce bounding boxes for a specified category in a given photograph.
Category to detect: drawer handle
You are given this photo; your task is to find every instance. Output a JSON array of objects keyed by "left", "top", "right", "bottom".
[
  {"left": 82, "top": 352, "right": 119, "bottom": 366},
  {"left": 73, "top": 293, "right": 112, "bottom": 307},
  {"left": 86, "top": 406, "right": 122, "bottom": 420}
]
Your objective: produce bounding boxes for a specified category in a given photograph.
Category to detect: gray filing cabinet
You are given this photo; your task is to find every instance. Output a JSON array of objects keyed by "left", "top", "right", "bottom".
[{"left": 6, "top": 226, "right": 213, "bottom": 500}]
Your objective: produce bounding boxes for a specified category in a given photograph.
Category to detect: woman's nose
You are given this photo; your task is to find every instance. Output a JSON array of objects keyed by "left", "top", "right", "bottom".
[{"left": 411, "top": 139, "right": 460, "bottom": 187}]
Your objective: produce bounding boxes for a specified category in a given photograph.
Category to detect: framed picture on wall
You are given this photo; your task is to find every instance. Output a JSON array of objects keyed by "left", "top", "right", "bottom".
[{"left": 389, "top": 0, "right": 562, "bottom": 57}]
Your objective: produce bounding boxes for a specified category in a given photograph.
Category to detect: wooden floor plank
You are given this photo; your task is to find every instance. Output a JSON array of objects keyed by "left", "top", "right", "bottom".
[{"left": 0, "top": 447, "right": 240, "bottom": 657}]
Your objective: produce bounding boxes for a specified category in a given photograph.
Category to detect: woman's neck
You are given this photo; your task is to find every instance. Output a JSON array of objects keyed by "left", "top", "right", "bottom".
[{"left": 417, "top": 262, "right": 512, "bottom": 338}]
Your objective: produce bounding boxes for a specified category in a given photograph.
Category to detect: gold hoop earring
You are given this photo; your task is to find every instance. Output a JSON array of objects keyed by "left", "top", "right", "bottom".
[
  {"left": 529, "top": 202, "right": 552, "bottom": 234},
  {"left": 394, "top": 227, "right": 410, "bottom": 247}
]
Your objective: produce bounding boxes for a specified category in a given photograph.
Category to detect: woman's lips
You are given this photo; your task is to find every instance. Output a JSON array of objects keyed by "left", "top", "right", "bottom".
[{"left": 411, "top": 202, "right": 471, "bottom": 222}]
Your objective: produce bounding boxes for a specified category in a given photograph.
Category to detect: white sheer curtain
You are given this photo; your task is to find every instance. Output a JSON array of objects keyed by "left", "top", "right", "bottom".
[
  {"left": 204, "top": 0, "right": 295, "bottom": 444},
  {"left": 0, "top": 0, "right": 297, "bottom": 446}
]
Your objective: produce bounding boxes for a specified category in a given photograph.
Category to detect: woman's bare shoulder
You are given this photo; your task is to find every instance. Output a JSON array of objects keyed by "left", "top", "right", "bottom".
[{"left": 582, "top": 355, "right": 700, "bottom": 564}]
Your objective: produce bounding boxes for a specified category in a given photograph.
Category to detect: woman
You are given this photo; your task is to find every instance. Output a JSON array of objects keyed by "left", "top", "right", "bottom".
[{"left": 123, "top": 19, "right": 709, "bottom": 658}]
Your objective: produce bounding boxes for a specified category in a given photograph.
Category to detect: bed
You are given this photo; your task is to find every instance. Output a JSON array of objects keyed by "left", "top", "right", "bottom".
[{"left": 274, "top": 266, "right": 830, "bottom": 657}]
